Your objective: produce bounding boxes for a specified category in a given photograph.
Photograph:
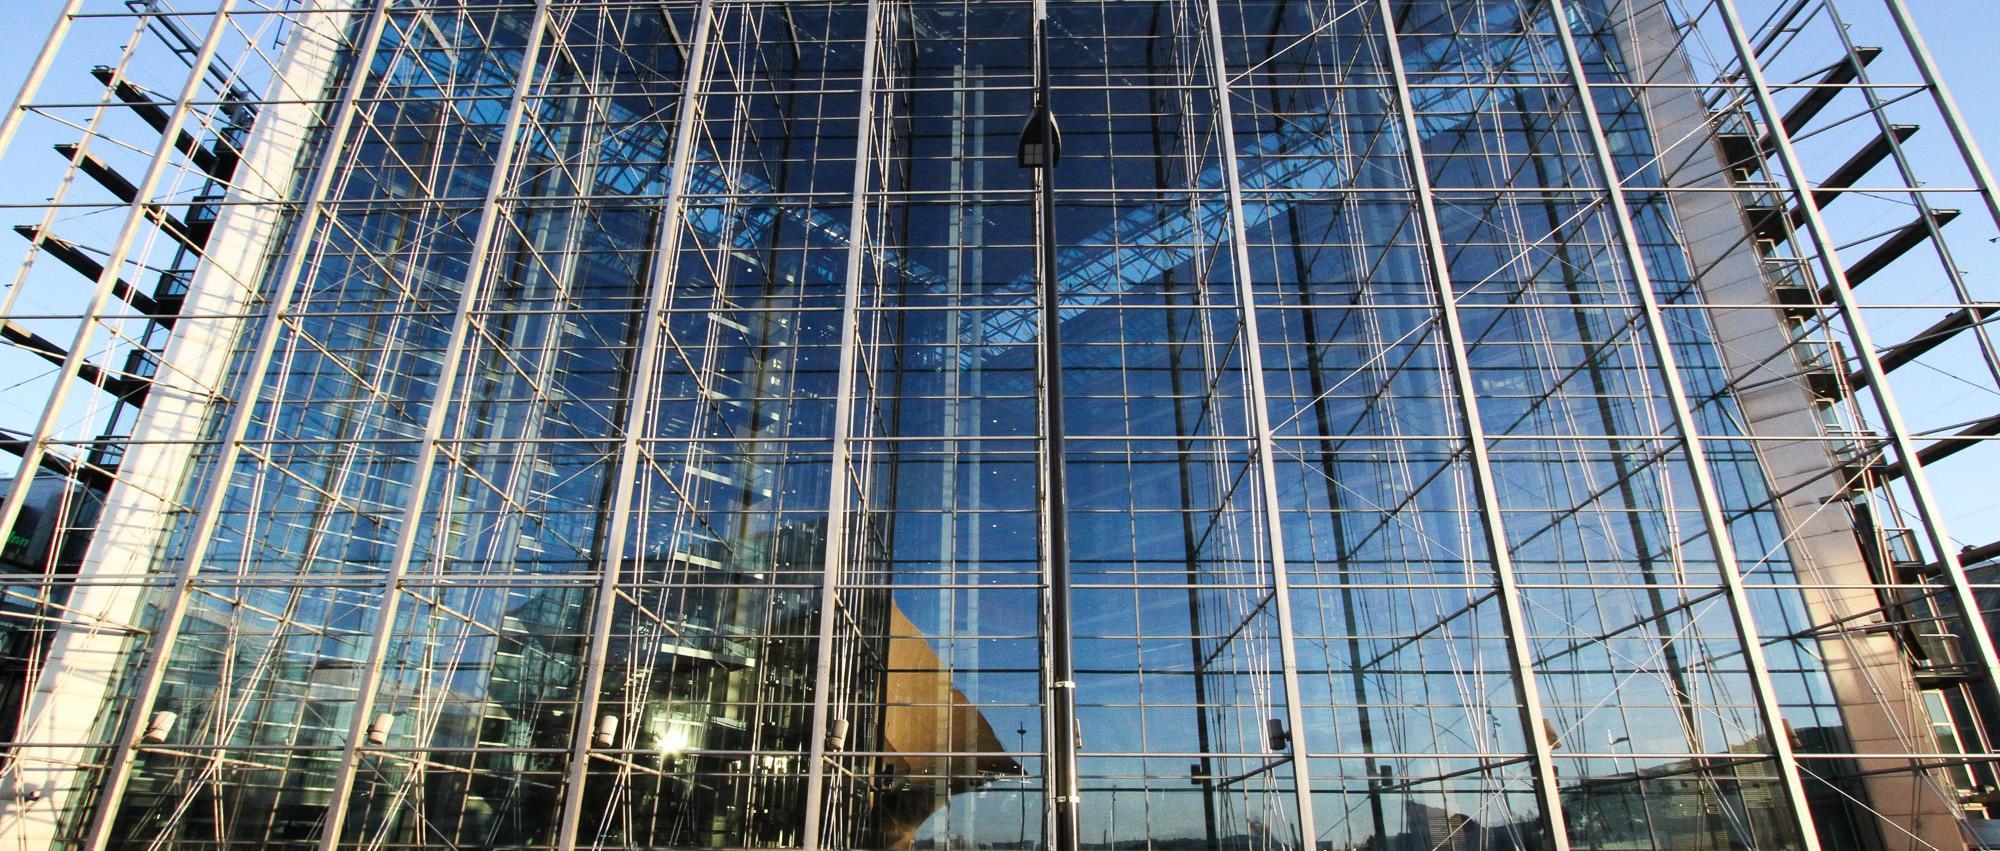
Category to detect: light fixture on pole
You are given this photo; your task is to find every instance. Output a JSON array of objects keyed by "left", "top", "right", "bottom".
[
  {"left": 1017, "top": 95, "right": 1060, "bottom": 169},
  {"left": 1019, "top": 4, "right": 1080, "bottom": 851},
  {"left": 1016, "top": 6, "right": 1061, "bottom": 170}
]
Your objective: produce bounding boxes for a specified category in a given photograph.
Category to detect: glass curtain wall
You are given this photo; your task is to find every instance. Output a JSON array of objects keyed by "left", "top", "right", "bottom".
[{"left": 38, "top": 0, "right": 1890, "bottom": 849}]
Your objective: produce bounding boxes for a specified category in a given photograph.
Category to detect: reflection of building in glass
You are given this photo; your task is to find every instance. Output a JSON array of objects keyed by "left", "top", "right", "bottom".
[{"left": 3, "top": 0, "right": 2000, "bottom": 849}]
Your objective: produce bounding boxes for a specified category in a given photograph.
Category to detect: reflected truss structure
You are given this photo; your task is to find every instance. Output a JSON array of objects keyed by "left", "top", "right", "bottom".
[{"left": 1, "top": 0, "right": 1999, "bottom": 849}]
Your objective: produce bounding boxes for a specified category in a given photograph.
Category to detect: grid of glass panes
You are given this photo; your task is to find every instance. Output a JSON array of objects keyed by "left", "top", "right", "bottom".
[{"left": 34, "top": 1, "right": 1925, "bottom": 849}]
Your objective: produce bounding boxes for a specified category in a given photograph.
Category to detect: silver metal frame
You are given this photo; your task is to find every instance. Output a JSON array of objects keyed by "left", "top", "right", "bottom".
[
  {"left": 311, "top": 2, "right": 555, "bottom": 845},
  {"left": 552, "top": 2, "right": 717, "bottom": 848},
  {"left": 802, "top": 2, "right": 885, "bottom": 845},
  {"left": 1372, "top": 1, "right": 1572, "bottom": 844},
  {"left": 1543, "top": 1, "right": 1823, "bottom": 845},
  {"left": 1, "top": 0, "right": 1999, "bottom": 847},
  {"left": 71, "top": 5, "right": 394, "bottom": 849},
  {"left": 1198, "top": 0, "right": 1322, "bottom": 842}
]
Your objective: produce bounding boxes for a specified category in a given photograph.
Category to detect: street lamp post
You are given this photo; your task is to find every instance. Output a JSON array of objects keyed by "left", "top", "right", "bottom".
[{"left": 1017, "top": 3, "right": 1076, "bottom": 850}]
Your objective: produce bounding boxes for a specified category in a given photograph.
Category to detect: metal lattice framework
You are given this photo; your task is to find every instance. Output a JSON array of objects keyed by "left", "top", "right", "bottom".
[{"left": 0, "top": 1, "right": 1997, "bottom": 849}]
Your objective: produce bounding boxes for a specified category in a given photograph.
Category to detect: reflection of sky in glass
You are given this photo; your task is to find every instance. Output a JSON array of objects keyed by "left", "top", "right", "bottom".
[{"left": 9, "top": 0, "right": 1932, "bottom": 847}]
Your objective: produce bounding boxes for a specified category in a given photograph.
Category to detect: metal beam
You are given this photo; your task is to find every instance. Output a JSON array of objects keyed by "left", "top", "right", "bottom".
[
  {"left": 9, "top": 227, "right": 165, "bottom": 322},
  {"left": 1875, "top": 409, "right": 2000, "bottom": 482},
  {"left": 1828, "top": 209, "right": 1959, "bottom": 294},
  {"left": 1779, "top": 46, "right": 1880, "bottom": 135},
  {"left": 1545, "top": 1, "right": 1823, "bottom": 845},
  {"left": 0, "top": 320, "right": 149, "bottom": 402},
  {"left": 1372, "top": 1, "right": 1570, "bottom": 845},
  {"left": 311, "top": 3, "right": 554, "bottom": 845},
  {"left": 53, "top": 143, "right": 205, "bottom": 253},
  {"left": 1199, "top": 0, "right": 1321, "bottom": 843},
  {"left": 1869, "top": 304, "right": 1999, "bottom": 377},
  {"left": 89, "top": 66, "right": 238, "bottom": 181},
  {"left": 553, "top": 2, "right": 717, "bottom": 847},
  {"left": 802, "top": 1, "right": 884, "bottom": 846},
  {"left": 1879, "top": 0, "right": 2000, "bottom": 232},
  {"left": 1809, "top": 124, "right": 1916, "bottom": 209},
  {"left": 0, "top": 435, "right": 112, "bottom": 491}
]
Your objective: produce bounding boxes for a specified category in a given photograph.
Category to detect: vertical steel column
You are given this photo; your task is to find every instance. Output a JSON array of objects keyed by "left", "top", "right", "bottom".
[
  {"left": 1195, "top": 0, "right": 1321, "bottom": 843},
  {"left": 1707, "top": 0, "right": 2000, "bottom": 725},
  {"left": 802, "top": 1, "right": 884, "bottom": 846},
  {"left": 1021, "top": 3, "right": 1082, "bottom": 849},
  {"left": 553, "top": 1, "right": 717, "bottom": 847},
  {"left": 0, "top": 0, "right": 244, "bottom": 592},
  {"left": 76, "top": 4, "right": 395, "bottom": 849},
  {"left": 1371, "top": 1, "right": 1572, "bottom": 844},
  {"left": 1542, "top": 2, "right": 1823, "bottom": 846},
  {"left": 312, "top": 1, "right": 554, "bottom": 845}
]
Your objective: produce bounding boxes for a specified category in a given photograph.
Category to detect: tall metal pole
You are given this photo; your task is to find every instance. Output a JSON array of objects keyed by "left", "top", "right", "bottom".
[
  {"left": 1818, "top": 2, "right": 2000, "bottom": 389},
  {"left": 1372, "top": 1, "right": 1573, "bottom": 845},
  {"left": 76, "top": 4, "right": 395, "bottom": 848},
  {"left": 1877, "top": 0, "right": 2000, "bottom": 232},
  {"left": 0, "top": 0, "right": 95, "bottom": 322},
  {"left": 1022, "top": 3, "right": 1081, "bottom": 848},
  {"left": 0, "top": 0, "right": 88, "bottom": 166},
  {"left": 1542, "top": 1, "right": 1823, "bottom": 846}
]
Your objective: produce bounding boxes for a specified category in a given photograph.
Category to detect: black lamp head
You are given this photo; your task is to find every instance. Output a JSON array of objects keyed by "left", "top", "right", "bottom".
[{"left": 1018, "top": 103, "right": 1061, "bottom": 169}]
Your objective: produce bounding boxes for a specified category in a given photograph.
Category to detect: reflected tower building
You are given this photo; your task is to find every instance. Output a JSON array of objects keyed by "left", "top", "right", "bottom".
[{"left": 2, "top": 1, "right": 2000, "bottom": 849}]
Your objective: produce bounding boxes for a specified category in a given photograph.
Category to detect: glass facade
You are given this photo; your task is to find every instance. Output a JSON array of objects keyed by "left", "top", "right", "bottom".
[{"left": 7, "top": 1, "right": 2000, "bottom": 850}]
